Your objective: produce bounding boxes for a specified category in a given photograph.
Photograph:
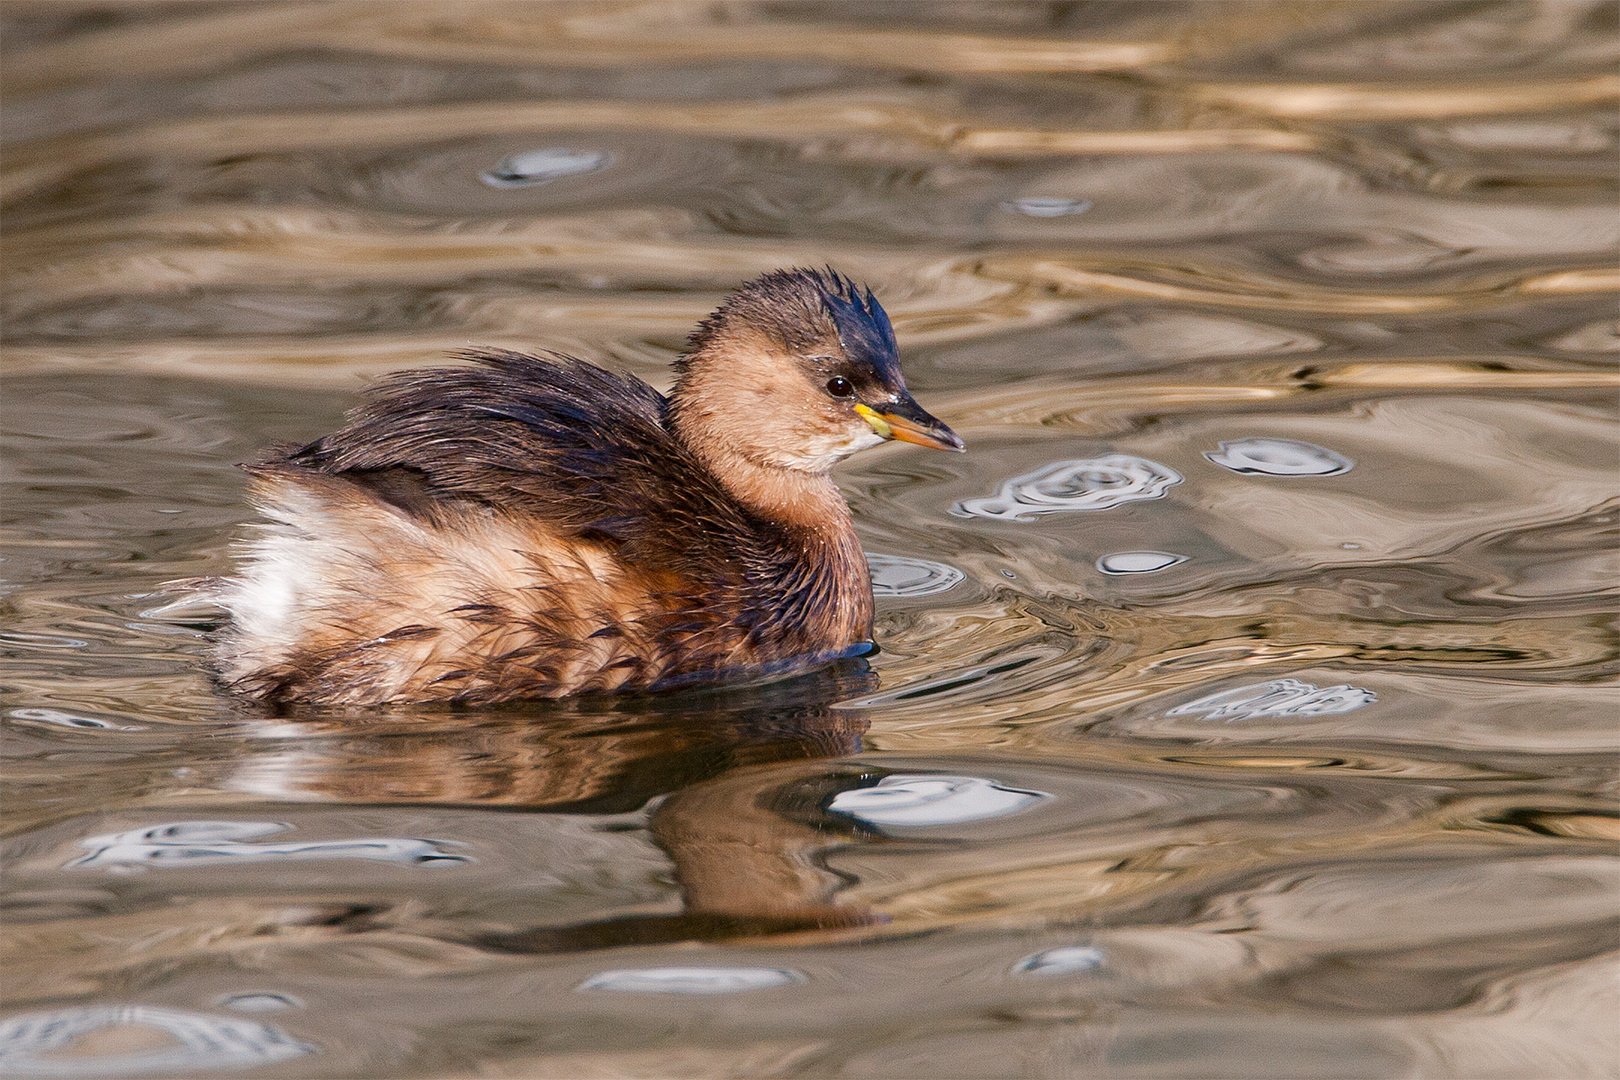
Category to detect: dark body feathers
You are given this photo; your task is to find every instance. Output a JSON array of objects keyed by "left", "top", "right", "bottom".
[
  {"left": 291, "top": 349, "right": 710, "bottom": 551},
  {"left": 221, "top": 349, "right": 871, "bottom": 705}
]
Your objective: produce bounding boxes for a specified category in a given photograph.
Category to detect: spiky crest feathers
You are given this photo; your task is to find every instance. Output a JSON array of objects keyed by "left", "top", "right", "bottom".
[{"left": 676, "top": 267, "right": 901, "bottom": 387}]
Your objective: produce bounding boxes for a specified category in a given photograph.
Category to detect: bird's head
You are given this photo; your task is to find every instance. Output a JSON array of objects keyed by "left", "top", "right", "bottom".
[{"left": 670, "top": 268, "right": 963, "bottom": 477}]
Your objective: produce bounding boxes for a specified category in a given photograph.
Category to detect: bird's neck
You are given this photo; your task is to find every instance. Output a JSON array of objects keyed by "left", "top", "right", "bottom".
[
  {"left": 666, "top": 379, "right": 874, "bottom": 651},
  {"left": 685, "top": 439, "right": 854, "bottom": 537},
  {"left": 667, "top": 369, "right": 854, "bottom": 536}
]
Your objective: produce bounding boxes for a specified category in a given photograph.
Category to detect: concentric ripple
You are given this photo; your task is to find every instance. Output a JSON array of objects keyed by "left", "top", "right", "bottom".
[
  {"left": 576, "top": 968, "right": 806, "bottom": 995},
  {"left": 1167, "top": 679, "right": 1378, "bottom": 722},
  {"left": 827, "top": 775, "right": 1051, "bottom": 828},
  {"left": 67, "top": 821, "right": 470, "bottom": 870},
  {"left": 216, "top": 994, "right": 302, "bottom": 1013},
  {"left": 1003, "top": 197, "right": 1092, "bottom": 217},
  {"left": 480, "top": 148, "right": 612, "bottom": 187},
  {"left": 1204, "top": 438, "right": 1354, "bottom": 477},
  {"left": 1096, "top": 550, "right": 1188, "bottom": 575},
  {"left": 1013, "top": 946, "right": 1106, "bottom": 976},
  {"left": 6, "top": 709, "right": 142, "bottom": 732},
  {"left": 0, "top": 1006, "right": 313, "bottom": 1076},
  {"left": 952, "top": 455, "right": 1183, "bottom": 521},
  {"left": 867, "top": 554, "right": 966, "bottom": 597}
]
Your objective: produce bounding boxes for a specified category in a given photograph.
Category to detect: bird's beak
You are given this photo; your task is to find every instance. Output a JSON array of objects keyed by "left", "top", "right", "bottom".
[{"left": 855, "top": 400, "right": 965, "bottom": 452}]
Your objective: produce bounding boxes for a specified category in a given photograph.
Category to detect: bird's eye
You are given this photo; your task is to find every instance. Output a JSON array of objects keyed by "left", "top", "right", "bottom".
[{"left": 826, "top": 377, "right": 855, "bottom": 399}]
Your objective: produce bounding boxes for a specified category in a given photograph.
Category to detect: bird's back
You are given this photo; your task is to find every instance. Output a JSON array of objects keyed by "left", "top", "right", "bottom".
[{"left": 216, "top": 351, "right": 872, "bottom": 705}]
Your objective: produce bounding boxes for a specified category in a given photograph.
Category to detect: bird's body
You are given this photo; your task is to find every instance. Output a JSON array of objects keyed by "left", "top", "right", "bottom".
[{"left": 216, "top": 269, "right": 961, "bottom": 705}]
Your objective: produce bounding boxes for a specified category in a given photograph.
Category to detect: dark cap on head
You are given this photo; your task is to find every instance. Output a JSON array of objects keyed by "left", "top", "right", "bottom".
[{"left": 682, "top": 267, "right": 903, "bottom": 386}]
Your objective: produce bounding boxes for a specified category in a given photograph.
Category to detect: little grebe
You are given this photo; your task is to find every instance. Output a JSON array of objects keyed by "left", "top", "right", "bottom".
[{"left": 217, "top": 268, "right": 962, "bottom": 705}]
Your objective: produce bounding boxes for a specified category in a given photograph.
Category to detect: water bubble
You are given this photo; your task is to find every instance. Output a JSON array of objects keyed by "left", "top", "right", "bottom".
[
  {"left": 867, "top": 554, "right": 965, "bottom": 597},
  {"left": 7, "top": 709, "right": 142, "bottom": 732},
  {"left": 480, "top": 148, "right": 611, "bottom": 187},
  {"left": 67, "top": 821, "right": 470, "bottom": 870},
  {"left": 953, "top": 455, "right": 1182, "bottom": 522},
  {"left": 216, "top": 994, "right": 301, "bottom": 1014},
  {"left": 0, "top": 1006, "right": 313, "bottom": 1076},
  {"left": 1004, "top": 197, "right": 1092, "bottom": 217},
  {"left": 1204, "top": 438, "right": 1353, "bottom": 477},
  {"left": 1014, "top": 946, "right": 1106, "bottom": 976},
  {"left": 1167, "top": 678, "right": 1377, "bottom": 723},
  {"left": 1096, "top": 551, "right": 1187, "bottom": 575},
  {"left": 576, "top": 968, "right": 805, "bottom": 995},
  {"left": 827, "top": 775, "right": 1051, "bottom": 828}
]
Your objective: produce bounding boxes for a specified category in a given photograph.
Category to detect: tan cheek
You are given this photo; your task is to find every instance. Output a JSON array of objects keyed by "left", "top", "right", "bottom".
[
  {"left": 741, "top": 381, "right": 777, "bottom": 406},
  {"left": 767, "top": 379, "right": 833, "bottom": 425}
]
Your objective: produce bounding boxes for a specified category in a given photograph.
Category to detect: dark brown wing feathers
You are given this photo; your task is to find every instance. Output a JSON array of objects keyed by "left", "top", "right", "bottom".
[{"left": 282, "top": 350, "right": 729, "bottom": 549}]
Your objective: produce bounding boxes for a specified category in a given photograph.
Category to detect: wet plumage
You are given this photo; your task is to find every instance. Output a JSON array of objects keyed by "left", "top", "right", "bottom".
[{"left": 215, "top": 268, "right": 962, "bottom": 705}]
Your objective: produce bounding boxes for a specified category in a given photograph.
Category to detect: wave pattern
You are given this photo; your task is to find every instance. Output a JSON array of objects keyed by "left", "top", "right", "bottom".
[{"left": 1, "top": 2, "right": 1616, "bottom": 1077}]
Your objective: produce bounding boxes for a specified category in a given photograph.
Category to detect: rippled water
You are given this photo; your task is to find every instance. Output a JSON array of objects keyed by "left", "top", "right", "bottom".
[{"left": 3, "top": 2, "right": 1617, "bottom": 1077}]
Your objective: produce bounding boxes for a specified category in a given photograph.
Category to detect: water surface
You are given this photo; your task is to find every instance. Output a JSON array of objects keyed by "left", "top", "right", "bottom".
[{"left": 2, "top": 2, "right": 1617, "bottom": 1077}]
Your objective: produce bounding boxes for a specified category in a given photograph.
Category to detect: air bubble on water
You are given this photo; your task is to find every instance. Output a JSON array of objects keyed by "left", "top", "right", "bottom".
[
  {"left": 1096, "top": 551, "right": 1187, "bottom": 575},
  {"left": 480, "top": 148, "right": 611, "bottom": 187},
  {"left": 867, "top": 554, "right": 965, "bottom": 597},
  {"left": 576, "top": 967, "right": 806, "bottom": 995},
  {"left": 953, "top": 455, "right": 1182, "bottom": 522},
  {"left": 1204, "top": 438, "right": 1353, "bottom": 477},
  {"left": 1014, "top": 946, "right": 1106, "bottom": 976},
  {"left": 0, "top": 1005, "right": 313, "bottom": 1076},
  {"left": 828, "top": 775, "right": 1050, "bottom": 828},
  {"left": 67, "top": 821, "right": 470, "bottom": 870},
  {"left": 1004, "top": 197, "right": 1092, "bottom": 217},
  {"left": 1168, "top": 678, "right": 1376, "bottom": 722}
]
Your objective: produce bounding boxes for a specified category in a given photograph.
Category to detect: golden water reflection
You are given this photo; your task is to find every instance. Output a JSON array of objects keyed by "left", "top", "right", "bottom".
[{"left": 2, "top": 1, "right": 1617, "bottom": 1076}]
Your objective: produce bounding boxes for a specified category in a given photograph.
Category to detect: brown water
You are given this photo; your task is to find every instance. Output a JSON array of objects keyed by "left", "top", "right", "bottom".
[{"left": 2, "top": 3, "right": 1618, "bottom": 1077}]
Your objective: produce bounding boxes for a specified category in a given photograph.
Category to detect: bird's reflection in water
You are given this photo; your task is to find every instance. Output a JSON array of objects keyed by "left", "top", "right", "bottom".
[{"left": 228, "top": 660, "right": 886, "bottom": 951}]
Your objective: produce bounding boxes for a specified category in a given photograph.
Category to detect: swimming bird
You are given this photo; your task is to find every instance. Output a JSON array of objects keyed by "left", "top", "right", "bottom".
[{"left": 216, "top": 268, "right": 962, "bottom": 705}]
